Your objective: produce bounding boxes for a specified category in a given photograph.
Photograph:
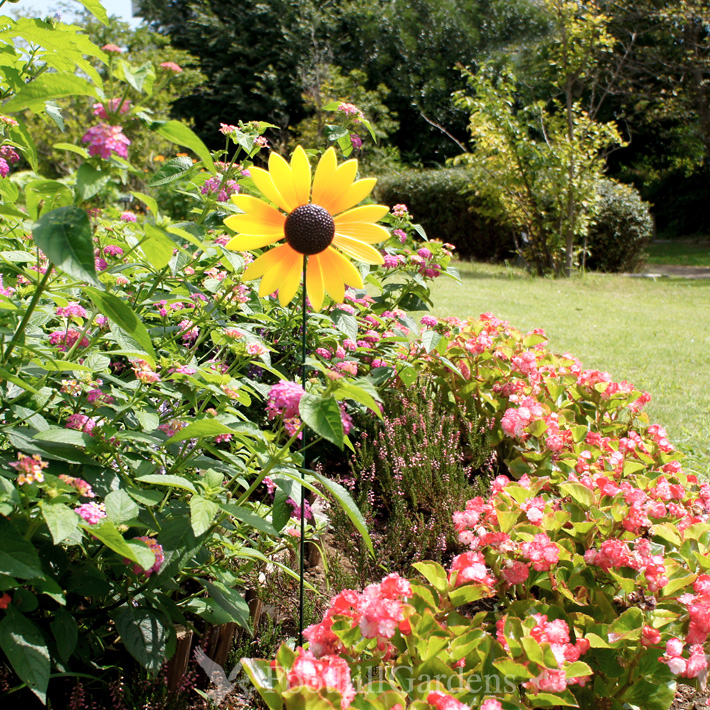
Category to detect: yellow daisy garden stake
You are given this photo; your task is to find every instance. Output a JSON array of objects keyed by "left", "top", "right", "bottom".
[{"left": 224, "top": 145, "right": 390, "bottom": 642}]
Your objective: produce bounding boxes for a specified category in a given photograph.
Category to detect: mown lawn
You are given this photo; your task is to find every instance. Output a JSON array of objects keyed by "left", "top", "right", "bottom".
[
  {"left": 647, "top": 240, "right": 710, "bottom": 267},
  {"left": 427, "top": 262, "right": 710, "bottom": 475}
]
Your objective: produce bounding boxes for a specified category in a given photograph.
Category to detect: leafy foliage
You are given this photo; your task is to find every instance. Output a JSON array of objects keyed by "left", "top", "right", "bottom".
[
  {"left": 586, "top": 178, "right": 653, "bottom": 273},
  {"left": 376, "top": 168, "right": 517, "bottom": 262}
]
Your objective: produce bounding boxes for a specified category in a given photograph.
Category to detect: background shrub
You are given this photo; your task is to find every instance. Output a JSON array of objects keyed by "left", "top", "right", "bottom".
[
  {"left": 375, "top": 168, "right": 516, "bottom": 262},
  {"left": 586, "top": 178, "right": 653, "bottom": 273}
]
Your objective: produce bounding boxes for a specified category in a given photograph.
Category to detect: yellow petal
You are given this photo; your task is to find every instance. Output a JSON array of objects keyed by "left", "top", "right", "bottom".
[
  {"left": 290, "top": 146, "right": 312, "bottom": 207},
  {"left": 327, "top": 177, "right": 377, "bottom": 216},
  {"left": 226, "top": 234, "right": 283, "bottom": 251},
  {"left": 278, "top": 251, "right": 304, "bottom": 306},
  {"left": 330, "top": 247, "right": 365, "bottom": 289},
  {"left": 334, "top": 222, "right": 390, "bottom": 243},
  {"left": 269, "top": 152, "right": 299, "bottom": 212},
  {"left": 306, "top": 254, "right": 325, "bottom": 311},
  {"left": 311, "top": 147, "right": 338, "bottom": 206},
  {"left": 317, "top": 248, "right": 346, "bottom": 303},
  {"left": 317, "top": 160, "right": 359, "bottom": 214},
  {"left": 230, "top": 195, "right": 286, "bottom": 226},
  {"left": 258, "top": 245, "right": 299, "bottom": 297},
  {"left": 334, "top": 204, "right": 389, "bottom": 224},
  {"left": 333, "top": 235, "right": 385, "bottom": 264},
  {"left": 243, "top": 243, "right": 292, "bottom": 281},
  {"left": 224, "top": 213, "right": 284, "bottom": 236},
  {"left": 250, "top": 167, "right": 290, "bottom": 213}
]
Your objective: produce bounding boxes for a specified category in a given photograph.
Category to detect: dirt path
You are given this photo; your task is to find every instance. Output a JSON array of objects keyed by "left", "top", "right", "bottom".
[{"left": 639, "top": 264, "right": 710, "bottom": 278}]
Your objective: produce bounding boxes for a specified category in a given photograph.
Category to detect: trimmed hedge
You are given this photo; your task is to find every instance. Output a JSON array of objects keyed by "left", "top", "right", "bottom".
[
  {"left": 375, "top": 168, "right": 516, "bottom": 262},
  {"left": 586, "top": 178, "right": 653, "bottom": 273}
]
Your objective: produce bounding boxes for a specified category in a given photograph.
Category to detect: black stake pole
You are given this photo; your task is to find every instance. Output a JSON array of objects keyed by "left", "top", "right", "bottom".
[{"left": 299, "top": 255, "right": 307, "bottom": 647}]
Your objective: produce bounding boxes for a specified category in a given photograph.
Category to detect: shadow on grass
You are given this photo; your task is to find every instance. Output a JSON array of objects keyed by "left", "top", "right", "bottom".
[{"left": 454, "top": 262, "right": 538, "bottom": 281}]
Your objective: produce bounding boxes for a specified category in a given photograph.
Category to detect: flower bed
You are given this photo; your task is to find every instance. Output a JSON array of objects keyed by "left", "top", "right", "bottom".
[{"left": 247, "top": 314, "right": 708, "bottom": 710}]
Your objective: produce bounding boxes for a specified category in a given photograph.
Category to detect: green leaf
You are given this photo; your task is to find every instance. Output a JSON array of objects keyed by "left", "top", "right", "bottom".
[
  {"left": 141, "top": 223, "right": 176, "bottom": 269},
  {"left": 166, "top": 419, "right": 236, "bottom": 443},
  {"left": 242, "top": 657, "right": 283, "bottom": 710},
  {"left": 190, "top": 495, "right": 219, "bottom": 536},
  {"left": 607, "top": 607, "right": 643, "bottom": 644},
  {"left": 307, "top": 469, "right": 373, "bottom": 556},
  {"left": 130, "top": 191, "right": 158, "bottom": 215},
  {"left": 147, "top": 156, "right": 195, "bottom": 187},
  {"left": 32, "top": 206, "right": 99, "bottom": 285},
  {"left": 0, "top": 517, "right": 45, "bottom": 580},
  {"left": 559, "top": 482, "right": 595, "bottom": 508},
  {"left": 112, "top": 605, "right": 170, "bottom": 672},
  {"left": 2, "top": 73, "right": 97, "bottom": 113},
  {"left": 200, "top": 580, "right": 251, "bottom": 630},
  {"left": 155, "top": 121, "right": 215, "bottom": 172},
  {"left": 412, "top": 561, "right": 448, "bottom": 593},
  {"left": 105, "top": 489, "right": 139, "bottom": 525},
  {"left": 421, "top": 329, "right": 441, "bottom": 353},
  {"left": 85, "top": 287, "right": 157, "bottom": 361},
  {"left": 40, "top": 501, "right": 81, "bottom": 545},
  {"left": 299, "top": 393, "right": 344, "bottom": 448},
  {"left": 0, "top": 607, "right": 50, "bottom": 703},
  {"left": 50, "top": 609, "right": 78, "bottom": 663},
  {"left": 54, "top": 143, "right": 89, "bottom": 159},
  {"left": 75, "top": 0, "right": 109, "bottom": 24},
  {"left": 136, "top": 474, "right": 197, "bottom": 494},
  {"left": 75, "top": 162, "right": 111, "bottom": 203},
  {"left": 564, "top": 661, "right": 593, "bottom": 678},
  {"left": 34, "top": 428, "right": 93, "bottom": 447},
  {"left": 332, "top": 309, "right": 358, "bottom": 340},
  {"left": 118, "top": 60, "right": 155, "bottom": 94},
  {"left": 334, "top": 379, "right": 382, "bottom": 417},
  {"left": 219, "top": 502, "right": 278, "bottom": 537},
  {"left": 25, "top": 179, "right": 73, "bottom": 220},
  {"left": 87, "top": 520, "right": 146, "bottom": 564}
]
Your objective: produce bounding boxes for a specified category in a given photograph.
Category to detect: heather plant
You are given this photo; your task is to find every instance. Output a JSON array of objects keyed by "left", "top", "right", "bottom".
[
  {"left": 246, "top": 314, "right": 708, "bottom": 710},
  {"left": 329, "top": 378, "right": 493, "bottom": 584}
]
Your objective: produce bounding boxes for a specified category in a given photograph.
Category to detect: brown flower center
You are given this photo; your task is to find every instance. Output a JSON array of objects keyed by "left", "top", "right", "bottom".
[{"left": 284, "top": 204, "right": 335, "bottom": 255}]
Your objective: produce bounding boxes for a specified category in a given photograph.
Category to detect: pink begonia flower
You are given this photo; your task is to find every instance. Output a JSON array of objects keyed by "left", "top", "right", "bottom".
[
  {"left": 449, "top": 551, "right": 496, "bottom": 588},
  {"left": 520, "top": 533, "right": 559, "bottom": 571},
  {"left": 286, "top": 649, "right": 355, "bottom": 710},
  {"left": 427, "top": 691, "right": 471, "bottom": 710},
  {"left": 160, "top": 61, "right": 183, "bottom": 72},
  {"left": 82, "top": 124, "right": 131, "bottom": 159},
  {"left": 75, "top": 502, "right": 107, "bottom": 524}
]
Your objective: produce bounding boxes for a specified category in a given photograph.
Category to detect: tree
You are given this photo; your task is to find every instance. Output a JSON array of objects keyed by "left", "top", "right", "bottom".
[{"left": 455, "top": 1, "right": 623, "bottom": 276}]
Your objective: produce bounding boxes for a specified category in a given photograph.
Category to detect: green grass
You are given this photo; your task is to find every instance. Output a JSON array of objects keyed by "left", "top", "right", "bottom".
[
  {"left": 427, "top": 262, "right": 710, "bottom": 475},
  {"left": 646, "top": 240, "right": 710, "bottom": 267}
]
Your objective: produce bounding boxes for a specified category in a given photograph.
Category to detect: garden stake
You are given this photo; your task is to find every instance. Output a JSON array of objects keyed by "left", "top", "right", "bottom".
[{"left": 299, "top": 254, "right": 307, "bottom": 646}]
